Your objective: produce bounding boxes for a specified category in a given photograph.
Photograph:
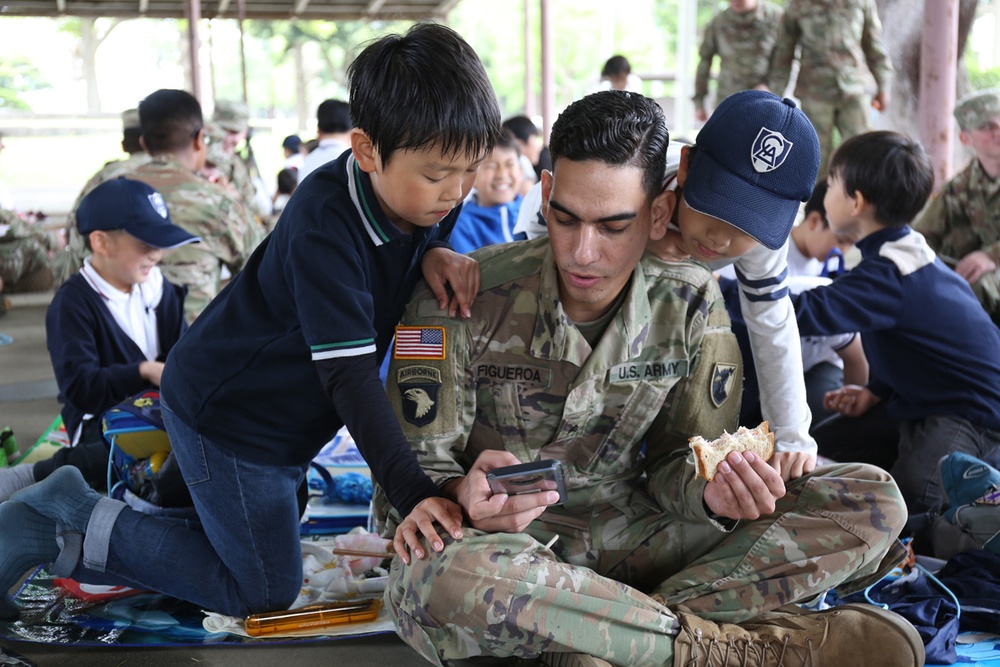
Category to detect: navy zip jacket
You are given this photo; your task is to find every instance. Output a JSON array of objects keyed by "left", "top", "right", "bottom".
[
  {"left": 45, "top": 273, "right": 187, "bottom": 439},
  {"left": 794, "top": 225, "right": 1000, "bottom": 429}
]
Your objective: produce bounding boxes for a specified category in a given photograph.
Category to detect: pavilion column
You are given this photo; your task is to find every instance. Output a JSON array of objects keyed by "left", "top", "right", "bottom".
[
  {"left": 184, "top": 0, "right": 202, "bottom": 101},
  {"left": 919, "top": 0, "right": 959, "bottom": 187}
]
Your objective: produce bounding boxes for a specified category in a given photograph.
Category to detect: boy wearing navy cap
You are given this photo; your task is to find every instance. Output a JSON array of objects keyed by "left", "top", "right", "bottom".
[
  {"left": 654, "top": 90, "right": 822, "bottom": 482},
  {"left": 0, "top": 23, "right": 499, "bottom": 621},
  {"left": 0, "top": 177, "right": 197, "bottom": 505}
]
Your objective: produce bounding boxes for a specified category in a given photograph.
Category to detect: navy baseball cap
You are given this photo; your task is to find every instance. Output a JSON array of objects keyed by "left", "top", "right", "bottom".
[
  {"left": 685, "top": 90, "right": 820, "bottom": 250},
  {"left": 282, "top": 134, "right": 302, "bottom": 152},
  {"left": 77, "top": 177, "right": 201, "bottom": 250}
]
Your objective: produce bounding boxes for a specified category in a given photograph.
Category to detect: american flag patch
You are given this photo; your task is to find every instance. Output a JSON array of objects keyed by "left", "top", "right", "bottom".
[{"left": 394, "top": 326, "right": 446, "bottom": 359}]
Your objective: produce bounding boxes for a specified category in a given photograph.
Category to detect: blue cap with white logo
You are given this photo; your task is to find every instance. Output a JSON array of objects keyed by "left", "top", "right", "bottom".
[
  {"left": 77, "top": 177, "right": 201, "bottom": 250},
  {"left": 685, "top": 90, "right": 820, "bottom": 250}
]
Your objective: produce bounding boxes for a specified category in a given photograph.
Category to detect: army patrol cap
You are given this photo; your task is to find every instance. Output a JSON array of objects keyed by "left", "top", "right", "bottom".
[
  {"left": 954, "top": 89, "right": 1000, "bottom": 131},
  {"left": 77, "top": 177, "right": 201, "bottom": 250},
  {"left": 121, "top": 108, "right": 140, "bottom": 130},
  {"left": 213, "top": 100, "right": 249, "bottom": 133},
  {"left": 685, "top": 90, "right": 820, "bottom": 250}
]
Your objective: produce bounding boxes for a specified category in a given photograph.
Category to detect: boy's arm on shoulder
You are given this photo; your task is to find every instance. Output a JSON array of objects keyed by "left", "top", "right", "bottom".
[{"left": 732, "top": 245, "right": 816, "bottom": 456}]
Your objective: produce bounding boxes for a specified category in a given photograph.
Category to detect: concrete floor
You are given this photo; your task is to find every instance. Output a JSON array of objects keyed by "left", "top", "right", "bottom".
[{"left": 0, "top": 293, "right": 432, "bottom": 666}]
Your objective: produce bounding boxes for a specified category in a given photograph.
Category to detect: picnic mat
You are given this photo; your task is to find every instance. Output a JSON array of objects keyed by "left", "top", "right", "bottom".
[{"left": 0, "top": 569, "right": 395, "bottom": 647}]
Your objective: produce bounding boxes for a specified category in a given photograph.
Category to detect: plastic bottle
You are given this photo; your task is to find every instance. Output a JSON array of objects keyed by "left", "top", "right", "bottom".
[{"left": 128, "top": 450, "right": 169, "bottom": 489}]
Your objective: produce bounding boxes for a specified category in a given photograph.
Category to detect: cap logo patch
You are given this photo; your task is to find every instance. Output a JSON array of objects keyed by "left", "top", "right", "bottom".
[
  {"left": 751, "top": 127, "right": 794, "bottom": 174},
  {"left": 147, "top": 193, "right": 169, "bottom": 219}
]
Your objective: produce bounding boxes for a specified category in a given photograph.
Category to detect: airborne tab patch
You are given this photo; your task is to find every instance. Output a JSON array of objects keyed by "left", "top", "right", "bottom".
[
  {"left": 710, "top": 363, "right": 738, "bottom": 407},
  {"left": 394, "top": 326, "right": 445, "bottom": 360},
  {"left": 397, "top": 365, "right": 442, "bottom": 427}
]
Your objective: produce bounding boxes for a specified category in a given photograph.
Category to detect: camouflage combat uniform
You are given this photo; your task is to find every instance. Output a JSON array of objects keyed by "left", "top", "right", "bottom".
[
  {"left": 769, "top": 0, "right": 893, "bottom": 180},
  {"left": 0, "top": 210, "right": 51, "bottom": 288},
  {"left": 693, "top": 1, "right": 783, "bottom": 113},
  {"left": 380, "top": 238, "right": 907, "bottom": 666},
  {"left": 52, "top": 152, "right": 151, "bottom": 286},
  {"left": 915, "top": 158, "right": 1000, "bottom": 319}
]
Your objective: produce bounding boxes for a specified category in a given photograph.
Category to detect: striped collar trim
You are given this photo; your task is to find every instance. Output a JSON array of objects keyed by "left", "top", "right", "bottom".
[{"left": 346, "top": 154, "right": 390, "bottom": 246}]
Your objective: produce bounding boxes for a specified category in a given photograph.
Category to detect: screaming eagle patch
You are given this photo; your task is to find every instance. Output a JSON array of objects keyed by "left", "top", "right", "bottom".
[
  {"left": 710, "top": 363, "right": 738, "bottom": 407},
  {"left": 397, "top": 365, "right": 442, "bottom": 427}
]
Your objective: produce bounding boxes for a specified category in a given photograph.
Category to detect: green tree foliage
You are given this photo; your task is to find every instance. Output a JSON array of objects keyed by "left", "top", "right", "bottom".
[{"left": 0, "top": 56, "right": 51, "bottom": 110}]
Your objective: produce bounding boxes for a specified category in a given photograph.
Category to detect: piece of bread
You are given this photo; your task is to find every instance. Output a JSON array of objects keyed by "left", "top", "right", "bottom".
[{"left": 689, "top": 421, "right": 775, "bottom": 481}]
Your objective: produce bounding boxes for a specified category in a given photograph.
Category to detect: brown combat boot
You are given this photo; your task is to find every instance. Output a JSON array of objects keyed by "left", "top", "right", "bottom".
[{"left": 672, "top": 603, "right": 924, "bottom": 666}]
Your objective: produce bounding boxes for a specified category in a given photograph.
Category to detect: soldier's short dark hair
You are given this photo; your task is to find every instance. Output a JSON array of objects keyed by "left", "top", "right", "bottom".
[
  {"left": 549, "top": 90, "right": 668, "bottom": 201},
  {"left": 828, "top": 131, "right": 933, "bottom": 228},
  {"left": 348, "top": 22, "right": 502, "bottom": 168},
  {"left": 138, "top": 89, "right": 203, "bottom": 155},
  {"left": 316, "top": 99, "right": 351, "bottom": 134}
]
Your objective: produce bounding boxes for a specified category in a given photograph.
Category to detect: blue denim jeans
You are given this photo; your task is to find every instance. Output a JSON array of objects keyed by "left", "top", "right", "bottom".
[{"left": 72, "top": 400, "right": 309, "bottom": 616}]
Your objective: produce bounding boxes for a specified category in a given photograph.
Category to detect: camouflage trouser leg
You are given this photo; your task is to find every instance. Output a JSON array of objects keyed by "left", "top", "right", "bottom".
[
  {"left": 649, "top": 462, "right": 904, "bottom": 620},
  {"left": 386, "top": 530, "right": 680, "bottom": 666},
  {"left": 0, "top": 239, "right": 48, "bottom": 286},
  {"left": 973, "top": 269, "right": 1000, "bottom": 322},
  {"left": 801, "top": 96, "right": 872, "bottom": 181}
]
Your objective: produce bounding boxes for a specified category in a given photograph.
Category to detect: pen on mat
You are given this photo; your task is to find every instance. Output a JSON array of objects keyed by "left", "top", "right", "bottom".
[{"left": 244, "top": 598, "right": 383, "bottom": 637}]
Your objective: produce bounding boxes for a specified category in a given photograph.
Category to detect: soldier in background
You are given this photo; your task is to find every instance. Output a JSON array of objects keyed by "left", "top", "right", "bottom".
[
  {"left": 915, "top": 89, "right": 1000, "bottom": 324},
  {"left": 212, "top": 100, "right": 273, "bottom": 228},
  {"left": 693, "top": 0, "right": 783, "bottom": 122},
  {"left": 768, "top": 0, "right": 893, "bottom": 180},
  {"left": 0, "top": 209, "right": 53, "bottom": 299},
  {"left": 127, "top": 89, "right": 260, "bottom": 323},
  {"left": 53, "top": 108, "right": 151, "bottom": 286}
]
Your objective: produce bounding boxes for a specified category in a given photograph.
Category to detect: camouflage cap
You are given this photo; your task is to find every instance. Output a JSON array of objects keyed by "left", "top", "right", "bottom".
[
  {"left": 954, "top": 89, "right": 1000, "bottom": 130},
  {"left": 213, "top": 100, "right": 249, "bottom": 133},
  {"left": 203, "top": 122, "right": 232, "bottom": 172},
  {"left": 121, "top": 108, "right": 140, "bottom": 130}
]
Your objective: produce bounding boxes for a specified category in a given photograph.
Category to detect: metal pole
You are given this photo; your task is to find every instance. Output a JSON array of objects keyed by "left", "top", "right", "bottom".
[
  {"left": 540, "top": 0, "right": 555, "bottom": 143},
  {"left": 919, "top": 0, "right": 959, "bottom": 186},
  {"left": 184, "top": 0, "right": 202, "bottom": 101},
  {"left": 237, "top": 0, "right": 249, "bottom": 104},
  {"left": 524, "top": 0, "right": 535, "bottom": 117}
]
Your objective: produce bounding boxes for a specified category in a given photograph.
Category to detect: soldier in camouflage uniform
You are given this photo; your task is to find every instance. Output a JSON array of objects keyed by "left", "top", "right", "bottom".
[
  {"left": 768, "top": 0, "right": 893, "bottom": 180},
  {"left": 380, "top": 91, "right": 920, "bottom": 667},
  {"left": 693, "top": 0, "right": 783, "bottom": 122},
  {"left": 213, "top": 100, "right": 274, "bottom": 230},
  {"left": 915, "top": 90, "right": 1000, "bottom": 323},
  {"left": 53, "top": 108, "right": 152, "bottom": 286},
  {"left": 0, "top": 209, "right": 52, "bottom": 292}
]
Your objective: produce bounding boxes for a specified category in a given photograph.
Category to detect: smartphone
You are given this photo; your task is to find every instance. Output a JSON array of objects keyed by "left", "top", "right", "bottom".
[{"left": 486, "top": 459, "right": 566, "bottom": 505}]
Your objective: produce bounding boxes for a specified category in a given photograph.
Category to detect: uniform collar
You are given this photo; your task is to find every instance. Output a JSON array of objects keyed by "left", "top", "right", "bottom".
[
  {"left": 970, "top": 158, "right": 1000, "bottom": 200},
  {"left": 529, "top": 247, "right": 652, "bottom": 371}
]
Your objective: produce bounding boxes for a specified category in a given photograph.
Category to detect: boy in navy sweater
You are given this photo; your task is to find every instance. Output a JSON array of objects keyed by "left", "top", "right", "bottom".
[
  {"left": 794, "top": 130, "right": 1000, "bottom": 514},
  {"left": 0, "top": 23, "right": 501, "bottom": 620},
  {"left": 0, "top": 177, "right": 196, "bottom": 502}
]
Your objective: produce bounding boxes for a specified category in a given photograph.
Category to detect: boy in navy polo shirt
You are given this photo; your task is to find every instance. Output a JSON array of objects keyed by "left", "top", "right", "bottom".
[
  {"left": 0, "top": 177, "right": 196, "bottom": 504},
  {"left": 0, "top": 23, "right": 501, "bottom": 620},
  {"left": 793, "top": 130, "right": 1000, "bottom": 514}
]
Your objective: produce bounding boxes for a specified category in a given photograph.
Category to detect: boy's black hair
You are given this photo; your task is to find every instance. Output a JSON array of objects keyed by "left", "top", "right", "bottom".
[
  {"left": 549, "top": 90, "right": 668, "bottom": 201},
  {"left": 601, "top": 55, "right": 631, "bottom": 78},
  {"left": 316, "top": 99, "right": 351, "bottom": 134},
  {"left": 804, "top": 179, "right": 828, "bottom": 226},
  {"left": 138, "top": 89, "right": 203, "bottom": 155},
  {"left": 502, "top": 115, "right": 539, "bottom": 143},
  {"left": 348, "top": 23, "right": 502, "bottom": 168},
  {"left": 493, "top": 130, "right": 521, "bottom": 156},
  {"left": 828, "top": 131, "right": 934, "bottom": 228},
  {"left": 277, "top": 168, "right": 298, "bottom": 195}
]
